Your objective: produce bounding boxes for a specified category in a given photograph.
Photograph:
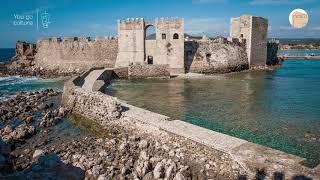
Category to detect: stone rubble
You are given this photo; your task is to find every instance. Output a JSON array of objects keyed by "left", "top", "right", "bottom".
[{"left": 0, "top": 87, "right": 241, "bottom": 179}]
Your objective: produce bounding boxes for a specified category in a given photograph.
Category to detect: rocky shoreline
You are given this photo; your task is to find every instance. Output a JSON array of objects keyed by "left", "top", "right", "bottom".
[
  {"left": 0, "top": 90, "right": 238, "bottom": 180},
  {"left": 1, "top": 85, "right": 319, "bottom": 179},
  {"left": 0, "top": 89, "right": 245, "bottom": 179}
]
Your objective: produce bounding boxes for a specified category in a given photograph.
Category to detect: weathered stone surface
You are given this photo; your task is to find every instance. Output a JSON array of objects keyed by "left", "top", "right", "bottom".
[
  {"left": 267, "top": 40, "right": 282, "bottom": 65},
  {"left": 184, "top": 39, "right": 248, "bottom": 73},
  {"left": 66, "top": 87, "right": 121, "bottom": 124},
  {"left": 128, "top": 64, "right": 170, "bottom": 79},
  {"left": 34, "top": 38, "right": 118, "bottom": 74}
]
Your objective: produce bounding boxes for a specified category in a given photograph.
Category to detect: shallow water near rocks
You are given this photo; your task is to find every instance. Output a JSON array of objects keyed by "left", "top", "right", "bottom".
[
  {"left": 106, "top": 60, "right": 320, "bottom": 167},
  {"left": 0, "top": 76, "right": 65, "bottom": 100}
]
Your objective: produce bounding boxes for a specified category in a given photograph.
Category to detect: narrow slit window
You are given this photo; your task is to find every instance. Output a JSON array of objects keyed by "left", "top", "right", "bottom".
[{"left": 162, "top": 33, "right": 166, "bottom": 39}]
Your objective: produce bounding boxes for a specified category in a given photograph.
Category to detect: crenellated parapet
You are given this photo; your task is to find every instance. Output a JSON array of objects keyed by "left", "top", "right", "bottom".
[
  {"left": 192, "top": 36, "right": 246, "bottom": 47},
  {"left": 34, "top": 35, "right": 118, "bottom": 74},
  {"left": 117, "top": 18, "right": 144, "bottom": 30},
  {"left": 37, "top": 36, "right": 117, "bottom": 45},
  {"left": 155, "top": 17, "right": 183, "bottom": 27}
]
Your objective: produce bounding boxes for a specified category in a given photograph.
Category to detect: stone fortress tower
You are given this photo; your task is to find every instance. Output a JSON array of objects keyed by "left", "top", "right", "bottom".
[
  {"left": 22, "top": 15, "right": 277, "bottom": 76},
  {"left": 230, "top": 15, "right": 268, "bottom": 68},
  {"left": 115, "top": 18, "right": 185, "bottom": 74}
]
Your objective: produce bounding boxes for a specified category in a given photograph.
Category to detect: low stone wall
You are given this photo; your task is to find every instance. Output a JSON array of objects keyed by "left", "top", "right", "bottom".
[
  {"left": 35, "top": 37, "right": 118, "bottom": 74},
  {"left": 184, "top": 38, "right": 249, "bottom": 73},
  {"left": 67, "top": 88, "right": 121, "bottom": 125},
  {"left": 112, "top": 67, "right": 128, "bottom": 79},
  {"left": 62, "top": 75, "right": 121, "bottom": 125},
  {"left": 128, "top": 64, "right": 170, "bottom": 79}
]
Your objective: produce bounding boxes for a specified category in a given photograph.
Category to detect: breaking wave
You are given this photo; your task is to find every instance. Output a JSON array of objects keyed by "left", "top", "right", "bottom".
[{"left": 0, "top": 76, "right": 65, "bottom": 101}]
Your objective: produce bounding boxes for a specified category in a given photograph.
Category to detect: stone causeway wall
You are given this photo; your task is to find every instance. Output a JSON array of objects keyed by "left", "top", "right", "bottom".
[
  {"left": 61, "top": 69, "right": 320, "bottom": 178},
  {"left": 35, "top": 37, "right": 118, "bottom": 74},
  {"left": 128, "top": 64, "right": 170, "bottom": 79},
  {"left": 185, "top": 37, "right": 248, "bottom": 73},
  {"left": 62, "top": 75, "right": 122, "bottom": 125}
]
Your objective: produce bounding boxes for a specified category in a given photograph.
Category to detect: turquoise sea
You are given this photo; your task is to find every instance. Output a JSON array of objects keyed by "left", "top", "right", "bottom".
[
  {"left": 106, "top": 59, "right": 320, "bottom": 167},
  {"left": 0, "top": 48, "right": 15, "bottom": 62},
  {"left": 0, "top": 48, "right": 65, "bottom": 100},
  {"left": 0, "top": 48, "right": 319, "bottom": 167}
]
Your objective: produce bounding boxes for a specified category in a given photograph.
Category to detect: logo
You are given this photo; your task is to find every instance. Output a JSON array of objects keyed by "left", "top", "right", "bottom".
[
  {"left": 289, "top": 9, "right": 308, "bottom": 29},
  {"left": 12, "top": 9, "right": 52, "bottom": 30},
  {"left": 41, "top": 11, "right": 51, "bottom": 29}
]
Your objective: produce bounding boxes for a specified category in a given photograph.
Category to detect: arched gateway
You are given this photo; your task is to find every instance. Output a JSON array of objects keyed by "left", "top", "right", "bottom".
[{"left": 115, "top": 18, "right": 185, "bottom": 74}]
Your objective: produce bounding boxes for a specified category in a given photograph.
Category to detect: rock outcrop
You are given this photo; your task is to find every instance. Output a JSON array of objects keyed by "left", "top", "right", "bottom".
[{"left": 185, "top": 37, "right": 249, "bottom": 73}]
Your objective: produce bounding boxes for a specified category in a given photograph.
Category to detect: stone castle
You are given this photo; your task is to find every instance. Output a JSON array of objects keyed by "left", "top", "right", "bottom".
[
  {"left": 116, "top": 18, "right": 184, "bottom": 74},
  {"left": 8, "top": 15, "right": 279, "bottom": 77}
]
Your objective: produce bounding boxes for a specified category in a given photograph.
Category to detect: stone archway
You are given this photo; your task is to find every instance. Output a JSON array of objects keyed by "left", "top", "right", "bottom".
[{"left": 144, "top": 24, "right": 157, "bottom": 64}]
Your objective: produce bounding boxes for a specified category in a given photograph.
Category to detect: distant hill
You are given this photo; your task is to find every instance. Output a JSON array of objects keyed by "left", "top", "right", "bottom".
[{"left": 272, "top": 38, "right": 320, "bottom": 45}]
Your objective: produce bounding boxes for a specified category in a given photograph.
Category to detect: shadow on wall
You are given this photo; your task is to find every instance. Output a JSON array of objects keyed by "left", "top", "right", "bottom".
[
  {"left": 237, "top": 168, "right": 313, "bottom": 180},
  {"left": 184, "top": 41, "right": 199, "bottom": 73},
  {"left": 73, "top": 67, "right": 106, "bottom": 87}
]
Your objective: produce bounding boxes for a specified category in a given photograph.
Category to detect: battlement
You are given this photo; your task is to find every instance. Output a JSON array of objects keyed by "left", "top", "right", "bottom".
[
  {"left": 155, "top": 17, "right": 183, "bottom": 23},
  {"left": 195, "top": 36, "right": 246, "bottom": 47},
  {"left": 37, "top": 36, "right": 117, "bottom": 44},
  {"left": 118, "top": 18, "right": 144, "bottom": 30}
]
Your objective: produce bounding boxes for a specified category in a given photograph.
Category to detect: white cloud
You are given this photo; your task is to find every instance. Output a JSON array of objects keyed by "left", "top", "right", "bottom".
[
  {"left": 312, "top": 27, "right": 320, "bottom": 31},
  {"left": 184, "top": 18, "right": 229, "bottom": 37},
  {"left": 249, "top": 0, "right": 314, "bottom": 5}
]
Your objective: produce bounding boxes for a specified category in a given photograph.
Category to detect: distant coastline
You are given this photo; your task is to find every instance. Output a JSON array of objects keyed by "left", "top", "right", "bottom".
[{"left": 277, "top": 38, "right": 320, "bottom": 50}]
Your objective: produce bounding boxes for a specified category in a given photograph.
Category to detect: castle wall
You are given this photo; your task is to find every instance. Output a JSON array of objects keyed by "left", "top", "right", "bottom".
[
  {"left": 154, "top": 18, "right": 184, "bottom": 74},
  {"left": 250, "top": 16, "right": 268, "bottom": 67},
  {"left": 184, "top": 38, "right": 248, "bottom": 73},
  {"left": 35, "top": 37, "right": 118, "bottom": 74},
  {"left": 115, "top": 18, "right": 185, "bottom": 74},
  {"left": 128, "top": 64, "right": 170, "bottom": 79},
  {"left": 230, "top": 15, "right": 268, "bottom": 68},
  {"left": 267, "top": 40, "right": 281, "bottom": 65},
  {"left": 145, "top": 40, "right": 156, "bottom": 61},
  {"left": 116, "top": 19, "right": 145, "bottom": 67}
]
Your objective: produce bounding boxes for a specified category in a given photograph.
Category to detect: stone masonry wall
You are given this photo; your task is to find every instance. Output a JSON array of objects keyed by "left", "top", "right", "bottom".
[
  {"left": 128, "top": 64, "right": 170, "bottom": 79},
  {"left": 184, "top": 37, "right": 248, "bottom": 73},
  {"left": 230, "top": 15, "right": 268, "bottom": 68},
  {"left": 64, "top": 86, "right": 121, "bottom": 125},
  {"left": 35, "top": 37, "right": 118, "bottom": 74},
  {"left": 267, "top": 41, "right": 281, "bottom": 65}
]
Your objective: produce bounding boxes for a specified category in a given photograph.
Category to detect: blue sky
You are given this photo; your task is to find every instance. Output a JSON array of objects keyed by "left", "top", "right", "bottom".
[{"left": 0, "top": 0, "right": 319, "bottom": 47}]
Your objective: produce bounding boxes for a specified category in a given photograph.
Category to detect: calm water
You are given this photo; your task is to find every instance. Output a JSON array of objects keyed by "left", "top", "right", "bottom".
[
  {"left": 0, "top": 48, "right": 15, "bottom": 62},
  {"left": 106, "top": 60, "right": 320, "bottom": 167},
  {"left": 279, "top": 49, "right": 320, "bottom": 56}
]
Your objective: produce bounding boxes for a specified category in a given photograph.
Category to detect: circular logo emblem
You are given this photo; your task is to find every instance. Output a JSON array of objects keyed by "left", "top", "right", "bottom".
[{"left": 289, "top": 9, "right": 308, "bottom": 28}]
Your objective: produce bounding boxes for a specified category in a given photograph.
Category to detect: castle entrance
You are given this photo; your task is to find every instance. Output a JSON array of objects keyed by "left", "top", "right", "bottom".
[
  {"left": 145, "top": 24, "right": 157, "bottom": 65},
  {"left": 147, "top": 56, "right": 153, "bottom": 64}
]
